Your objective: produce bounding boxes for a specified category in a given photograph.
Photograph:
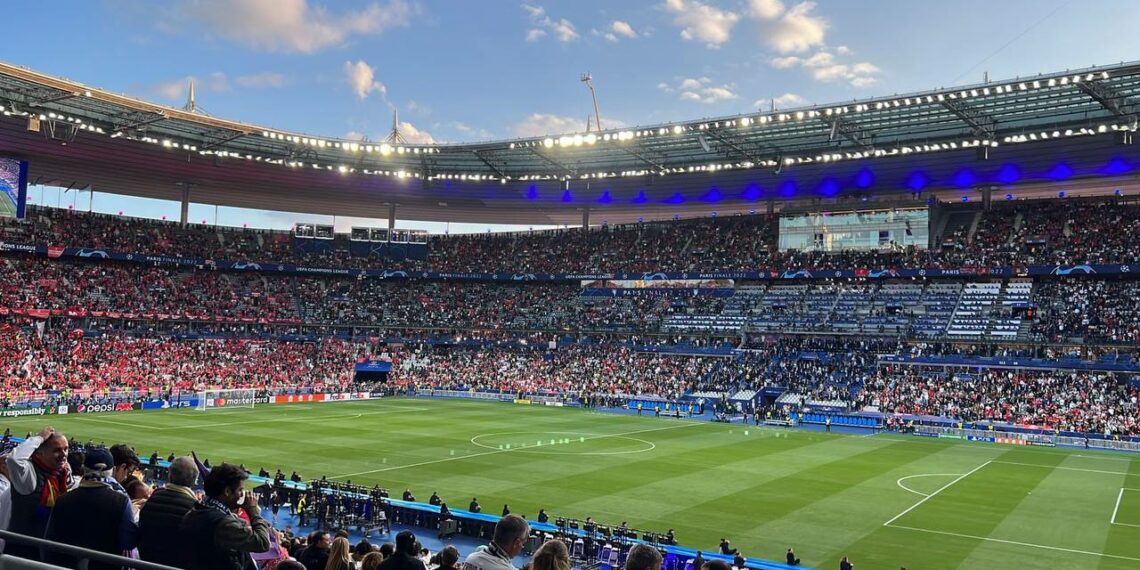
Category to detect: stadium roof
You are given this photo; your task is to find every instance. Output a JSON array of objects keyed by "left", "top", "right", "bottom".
[{"left": 0, "top": 60, "right": 1139, "bottom": 225}]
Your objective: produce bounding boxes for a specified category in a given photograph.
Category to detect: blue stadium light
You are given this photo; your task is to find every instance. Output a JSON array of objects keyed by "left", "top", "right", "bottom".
[
  {"left": 637, "top": 216, "right": 644, "bottom": 222},
  {"left": 995, "top": 163, "right": 1021, "bottom": 184},
  {"left": 701, "top": 187, "right": 723, "bottom": 202},
  {"left": 749, "top": 209, "right": 756, "bottom": 215},
  {"left": 663, "top": 192, "right": 686, "bottom": 204},
  {"left": 561, "top": 190, "right": 573, "bottom": 202},
  {"left": 905, "top": 171, "right": 930, "bottom": 191},
  {"left": 1047, "top": 162, "right": 1074, "bottom": 180},
  {"left": 1103, "top": 157, "right": 1132, "bottom": 175},
  {"left": 711, "top": 211, "right": 717, "bottom": 218},
  {"left": 779, "top": 180, "right": 797, "bottom": 197},
  {"left": 597, "top": 191, "right": 612, "bottom": 204},
  {"left": 673, "top": 214, "right": 680, "bottom": 220},
  {"left": 817, "top": 178, "right": 841, "bottom": 197},
  {"left": 631, "top": 190, "right": 648, "bottom": 204},
  {"left": 741, "top": 183, "right": 762, "bottom": 201},
  {"left": 952, "top": 168, "right": 977, "bottom": 188},
  {"left": 1115, "top": 188, "right": 1123, "bottom": 196},
  {"left": 853, "top": 167, "right": 875, "bottom": 189},
  {"left": 1005, "top": 193, "right": 1014, "bottom": 200},
  {"left": 526, "top": 185, "right": 538, "bottom": 200},
  {"left": 961, "top": 195, "right": 969, "bottom": 202},
  {"left": 1058, "top": 190, "right": 1066, "bottom": 198}
]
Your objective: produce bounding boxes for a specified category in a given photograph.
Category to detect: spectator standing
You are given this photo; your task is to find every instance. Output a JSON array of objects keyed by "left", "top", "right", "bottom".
[
  {"left": 530, "top": 540, "right": 569, "bottom": 570},
  {"left": 469, "top": 497, "right": 481, "bottom": 513},
  {"left": 436, "top": 545, "right": 461, "bottom": 570},
  {"left": 361, "top": 552, "right": 385, "bottom": 570},
  {"left": 0, "top": 452, "right": 12, "bottom": 554},
  {"left": 43, "top": 448, "right": 139, "bottom": 570},
  {"left": 323, "top": 536, "right": 353, "bottom": 570},
  {"left": 179, "top": 463, "right": 271, "bottom": 570},
  {"left": 4, "top": 426, "right": 71, "bottom": 560},
  {"left": 839, "top": 556, "right": 853, "bottom": 570},
  {"left": 138, "top": 456, "right": 199, "bottom": 566},
  {"left": 625, "top": 544, "right": 663, "bottom": 570},
  {"left": 377, "top": 530, "right": 427, "bottom": 570},
  {"left": 298, "top": 531, "right": 331, "bottom": 570},
  {"left": 463, "top": 515, "right": 529, "bottom": 570}
]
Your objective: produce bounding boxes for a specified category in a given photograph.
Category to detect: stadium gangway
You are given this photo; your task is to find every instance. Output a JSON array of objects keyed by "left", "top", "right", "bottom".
[{"left": 0, "top": 530, "right": 182, "bottom": 570}]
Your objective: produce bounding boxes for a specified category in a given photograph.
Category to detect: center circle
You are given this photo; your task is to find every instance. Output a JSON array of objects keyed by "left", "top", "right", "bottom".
[{"left": 470, "top": 431, "right": 656, "bottom": 456}]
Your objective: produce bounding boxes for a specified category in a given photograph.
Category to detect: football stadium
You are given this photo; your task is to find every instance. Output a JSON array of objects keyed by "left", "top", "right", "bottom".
[{"left": 1, "top": 3, "right": 1139, "bottom": 570}]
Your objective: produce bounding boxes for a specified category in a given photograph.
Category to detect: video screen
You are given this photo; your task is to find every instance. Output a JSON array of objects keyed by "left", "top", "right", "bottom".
[{"left": 0, "top": 157, "right": 28, "bottom": 219}]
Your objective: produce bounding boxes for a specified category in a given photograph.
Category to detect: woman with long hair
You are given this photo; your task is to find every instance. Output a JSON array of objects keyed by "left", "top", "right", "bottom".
[
  {"left": 530, "top": 539, "right": 570, "bottom": 570},
  {"left": 324, "top": 537, "right": 355, "bottom": 570}
]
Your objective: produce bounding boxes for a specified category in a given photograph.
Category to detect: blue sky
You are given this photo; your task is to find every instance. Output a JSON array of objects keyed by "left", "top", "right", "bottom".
[{"left": 7, "top": 0, "right": 1140, "bottom": 233}]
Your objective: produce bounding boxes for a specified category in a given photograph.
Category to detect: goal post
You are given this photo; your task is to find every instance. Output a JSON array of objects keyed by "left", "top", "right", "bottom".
[{"left": 196, "top": 389, "right": 258, "bottom": 411}]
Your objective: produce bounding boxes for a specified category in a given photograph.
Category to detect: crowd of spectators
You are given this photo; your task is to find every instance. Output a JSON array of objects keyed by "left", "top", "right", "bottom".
[
  {"left": 859, "top": 367, "right": 1139, "bottom": 436},
  {"left": 3, "top": 198, "right": 1138, "bottom": 274},
  {"left": 0, "top": 328, "right": 369, "bottom": 406},
  {"left": 1032, "top": 280, "right": 1140, "bottom": 344}
]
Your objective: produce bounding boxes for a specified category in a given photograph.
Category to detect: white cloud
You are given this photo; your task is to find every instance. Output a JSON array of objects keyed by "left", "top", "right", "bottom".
[
  {"left": 768, "top": 50, "right": 879, "bottom": 87},
  {"left": 747, "top": 0, "right": 826, "bottom": 53},
  {"left": 754, "top": 92, "right": 806, "bottom": 110},
  {"left": 521, "top": 4, "right": 579, "bottom": 42},
  {"left": 235, "top": 72, "right": 286, "bottom": 88},
  {"left": 836, "top": 45, "right": 851, "bottom": 55},
  {"left": 748, "top": 0, "right": 785, "bottom": 20},
  {"left": 660, "top": 77, "right": 738, "bottom": 104},
  {"left": 154, "top": 77, "right": 191, "bottom": 101},
  {"left": 663, "top": 0, "right": 740, "bottom": 48},
  {"left": 610, "top": 20, "right": 637, "bottom": 39},
  {"left": 343, "top": 60, "right": 386, "bottom": 99},
  {"left": 406, "top": 99, "right": 430, "bottom": 116},
  {"left": 175, "top": 0, "right": 413, "bottom": 54},
  {"left": 398, "top": 121, "right": 435, "bottom": 144},
  {"left": 511, "top": 113, "right": 585, "bottom": 137}
]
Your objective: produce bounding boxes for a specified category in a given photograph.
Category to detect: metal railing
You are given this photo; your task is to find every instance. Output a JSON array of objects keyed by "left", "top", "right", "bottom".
[{"left": 0, "top": 530, "right": 181, "bottom": 570}]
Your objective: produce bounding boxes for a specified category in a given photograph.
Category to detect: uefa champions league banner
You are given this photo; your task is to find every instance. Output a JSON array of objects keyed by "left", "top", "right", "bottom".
[{"left": 1, "top": 240, "right": 1135, "bottom": 281}]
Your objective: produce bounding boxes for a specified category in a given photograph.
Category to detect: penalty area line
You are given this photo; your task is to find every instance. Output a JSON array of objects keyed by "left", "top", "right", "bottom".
[
  {"left": 885, "top": 524, "right": 1140, "bottom": 562},
  {"left": 884, "top": 460, "right": 991, "bottom": 527}
]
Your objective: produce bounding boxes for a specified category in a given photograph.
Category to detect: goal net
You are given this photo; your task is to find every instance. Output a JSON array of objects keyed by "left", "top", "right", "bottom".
[{"left": 196, "top": 389, "right": 258, "bottom": 411}]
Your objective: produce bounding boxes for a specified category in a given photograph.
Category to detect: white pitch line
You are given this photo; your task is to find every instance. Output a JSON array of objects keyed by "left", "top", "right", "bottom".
[
  {"left": 886, "top": 524, "right": 1140, "bottom": 563},
  {"left": 895, "top": 473, "right": 964, "bottom": 498},
  {"left": 1111, "top": 488, "right": 1126, "bottom": 525},
  {"left": 993, "top": 460, "right": 1137, "bottom": 477},
  {"left": 884, "top": 460, "right": 991, "bottom": 527},
  {"left": 329, "top": 420, "right": 706, "bottom": 480},
  {"left": 70, "top": 406, "right": 428, "bottom": 431}
]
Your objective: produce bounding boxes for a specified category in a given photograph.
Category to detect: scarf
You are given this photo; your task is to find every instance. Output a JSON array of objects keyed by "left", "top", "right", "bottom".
[{"left": 31, "top": 454, "right": 71, "bottom": 510}]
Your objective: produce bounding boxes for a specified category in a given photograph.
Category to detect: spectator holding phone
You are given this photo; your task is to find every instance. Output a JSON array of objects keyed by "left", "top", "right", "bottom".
[{"left": 179, "top": 463, "right": 271, "bottom": 570}]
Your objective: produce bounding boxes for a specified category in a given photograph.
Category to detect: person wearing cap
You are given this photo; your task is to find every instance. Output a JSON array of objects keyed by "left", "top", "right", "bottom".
[
  {"left": 463, "top": 514, "right": 529, "bottom": 570},
  {"left": 179, "top": 463, "right": 271, "bottom": 570},
  {"left": 376, "top": 530, "right": 427, "bottom": 570},
  {"left": 138, "top": 456, "right": 199, "bottom": 567},
  {"left": 4, "top": 426, "right": 71, "bottom": 560},
  {"left": 43, "top": 447, "right": 139, "bottom": 570}
]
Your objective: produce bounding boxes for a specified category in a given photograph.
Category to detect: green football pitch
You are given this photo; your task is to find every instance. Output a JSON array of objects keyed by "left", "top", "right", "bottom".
[{"left": 4, "top": 398, "right": 1139, "bottom": 569}]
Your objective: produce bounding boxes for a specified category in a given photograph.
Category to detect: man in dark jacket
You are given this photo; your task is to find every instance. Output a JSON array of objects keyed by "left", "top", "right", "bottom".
[
  {"left": 377, "top": 530, "right": 426, "bottom": 570},
  {"left": 179, "top": 463, "right": 271, "bottom": 570},
  {"left": 297, "top": 531, "right": 330, "bottom": 570},
  {"left": 138, "top": 456, "right": 199, "bottom": 566},
  {"left": 43, "top": 448, "right": 138, "bottom": 570}
]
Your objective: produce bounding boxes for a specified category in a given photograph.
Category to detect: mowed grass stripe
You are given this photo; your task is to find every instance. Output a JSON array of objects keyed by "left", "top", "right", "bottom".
[
  {"left": 875, "top": 448, "right": 1064, "bottom": 569},
  {"left": 783, "top": 443, "right": 1003, "bottom": 568},
  {"left": 1098, "top": 457, "right": 1140, "bottom": 570},
  {"left": 647, "top": 436, "right": 941, "bottom": 561},
  {"left": 954, "top": 453, "right": 1131, "bottom": 569}
]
